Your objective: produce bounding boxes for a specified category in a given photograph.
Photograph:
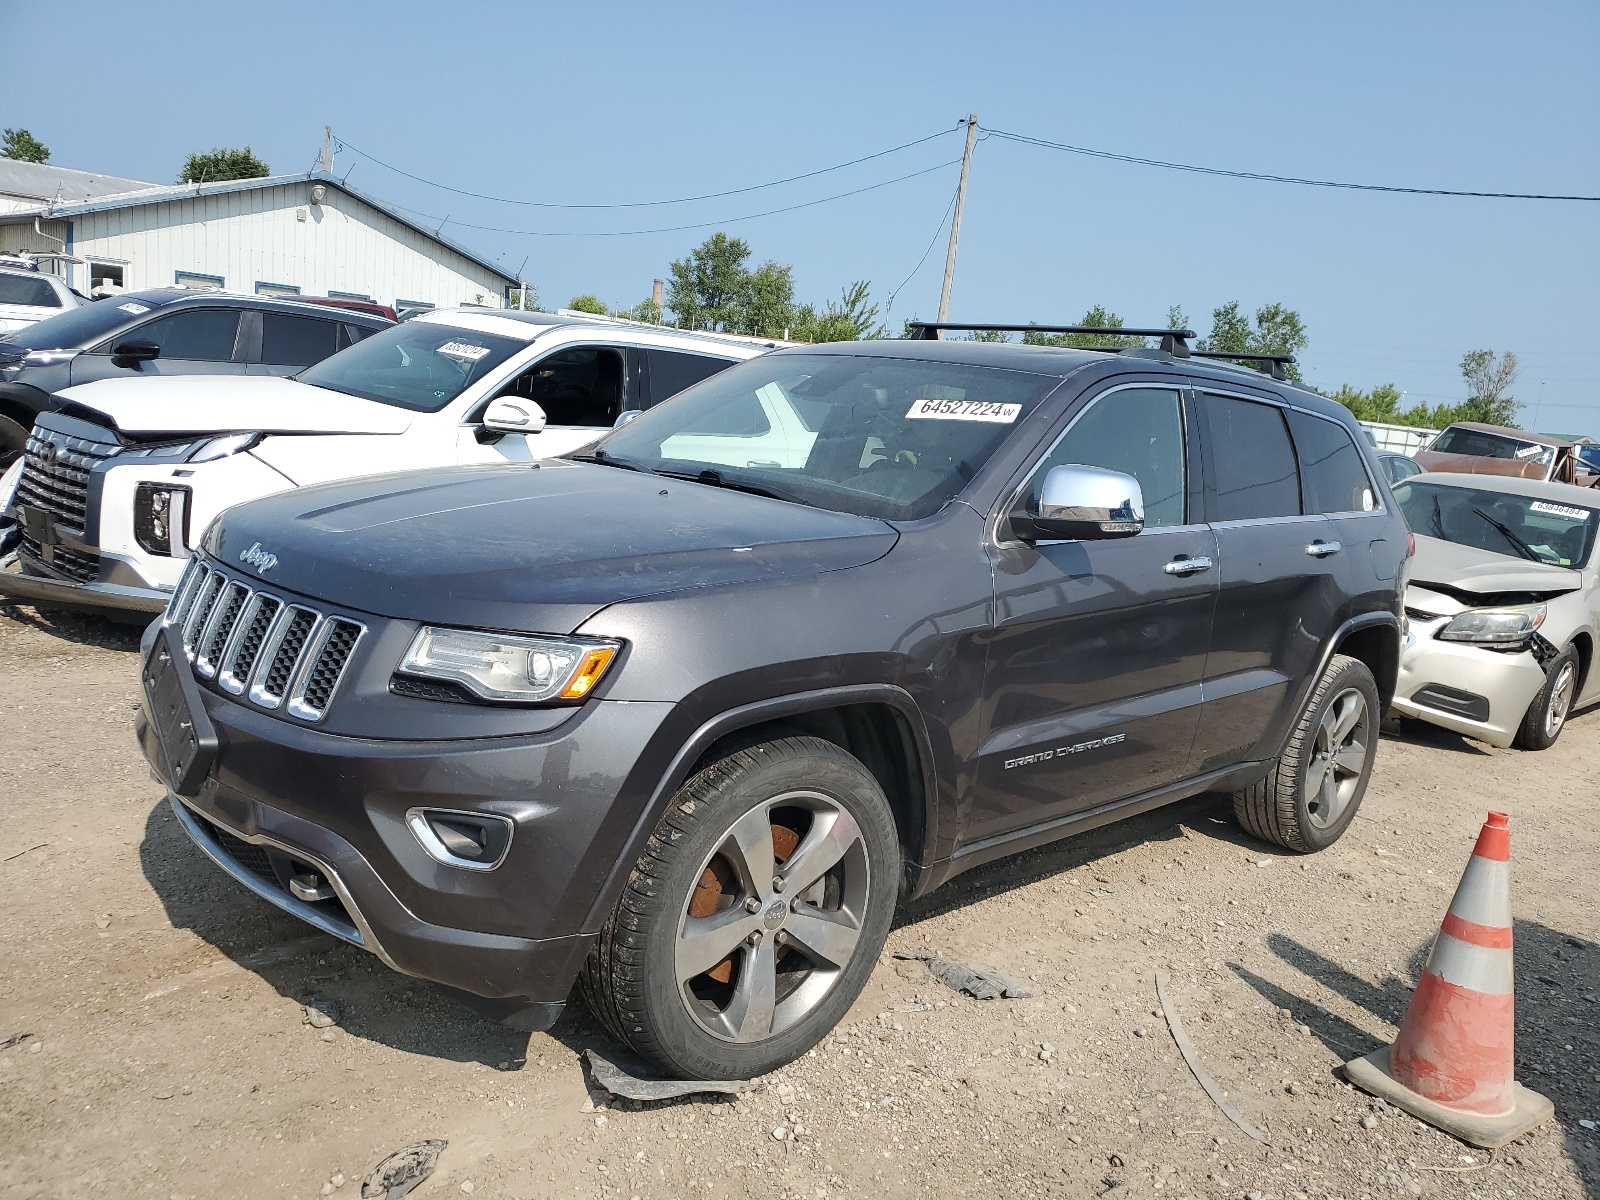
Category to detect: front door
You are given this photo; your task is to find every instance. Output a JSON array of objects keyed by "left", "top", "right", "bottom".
[
  {"left": 458, "top": 344, "right": 632, "bottom": 464},
  {"left": 1189, "top": 390, "right": 1347, "bottom": 771},
  {"left": 72, "top": 306, "right": 246, "bottom": 384},
  {"left": 968, "top": 385, "right": 1218, "bottom": 847}
]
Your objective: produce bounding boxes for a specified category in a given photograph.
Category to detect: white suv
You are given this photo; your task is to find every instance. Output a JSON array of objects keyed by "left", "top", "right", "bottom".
[
  {"left": 0, "top": 309, "right": 774, "bottom": 618},
  {"left": 0, "top": 264, "right": 83, "bottom": 335}
]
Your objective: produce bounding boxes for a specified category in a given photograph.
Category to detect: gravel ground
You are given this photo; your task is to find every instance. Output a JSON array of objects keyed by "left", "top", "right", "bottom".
[{"left": 0, "top": 599, "right": 1596, "bottom": 1200}]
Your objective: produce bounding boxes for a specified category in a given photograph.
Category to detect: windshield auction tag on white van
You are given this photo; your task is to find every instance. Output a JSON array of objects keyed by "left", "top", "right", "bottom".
[
  {"left": 905, "top": 398, "right": 1021, "bottom": 423},
  {"left": 117, "top": 302, "right": 151, "bottom": 315},
  {"left": 1530, "top": 501, "right": 1592, "bottom": 521},
  {"left": 436, "top": 341, "right": 491, "bottom": 362}
]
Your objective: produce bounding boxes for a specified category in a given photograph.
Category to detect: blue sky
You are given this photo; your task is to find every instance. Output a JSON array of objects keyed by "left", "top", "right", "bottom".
[{"left": 4, "top": 1, "right": 1597, "bottom": 431}]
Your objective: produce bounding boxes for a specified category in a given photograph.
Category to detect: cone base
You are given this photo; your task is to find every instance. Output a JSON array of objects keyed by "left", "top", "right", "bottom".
[{"left": 1343, "top": 1047, "right": 1554, "bottom": 1149}]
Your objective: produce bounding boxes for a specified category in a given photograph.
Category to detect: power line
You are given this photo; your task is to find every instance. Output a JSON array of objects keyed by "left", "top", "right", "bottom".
[
  {"left": 391, "top": 159, "right": 962, "bottom": 238},
  {"left": 886, "top": 184, "right": 961, "bottom": 315},
  {"left": 985, "top": 127, "right": 1600, "bottom": 202},
  {"left": 333, "top": 128, "right": 957, "bottom": 209}
]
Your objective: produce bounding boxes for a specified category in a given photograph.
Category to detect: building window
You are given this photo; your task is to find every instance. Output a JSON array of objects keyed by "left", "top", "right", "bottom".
[
  {"left": 256, "top": 281, "right": 301, "bottom": 298},
  {"left": 89, "top": 263, "right": 126, "bottom": 293},
  {"left": 175, "top": 270, "right": 224, "bottom": 291},
  {"left": 328, "top": 290, "right": 372, "bottom": 302}
]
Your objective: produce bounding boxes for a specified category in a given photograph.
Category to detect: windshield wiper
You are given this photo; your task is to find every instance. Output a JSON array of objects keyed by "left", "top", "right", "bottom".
[
  {"left": 1429, "top": 494, "right": 1446, "bottom": 539},
  {"left": 569, "top": 450, "right": 660, "bottom": 475},
  {"left": 662, "top": 467, "right": 808, "bottom": 506},
  {"left": 1472, "top": 507, "right": 1540, "bottom": 561}
]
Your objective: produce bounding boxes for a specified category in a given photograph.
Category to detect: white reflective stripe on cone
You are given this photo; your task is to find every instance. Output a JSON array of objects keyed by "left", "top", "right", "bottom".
[
  {"left": 1447, "top": 856, "right": 1512, "bottom": 929},
  {"left": 1425, "top": 931, "right": 1514, "bottom": 995}
]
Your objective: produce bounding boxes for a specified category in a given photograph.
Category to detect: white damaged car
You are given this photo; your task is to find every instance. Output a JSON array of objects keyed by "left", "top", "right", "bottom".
[
  {"left": 0, "top": 310, "right": 774, "bottom": 618},
  {"left": 1390, "top": 472, "right": 1600, "bottom": 749}
]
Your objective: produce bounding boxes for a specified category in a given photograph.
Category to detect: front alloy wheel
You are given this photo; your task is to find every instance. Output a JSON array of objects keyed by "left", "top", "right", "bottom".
[
  {"left": 582, "top": 737, "right": 898, "bottom": 1079},
  {"left": 1516, "top": 644, "right": 1580, "bottom": 750}
]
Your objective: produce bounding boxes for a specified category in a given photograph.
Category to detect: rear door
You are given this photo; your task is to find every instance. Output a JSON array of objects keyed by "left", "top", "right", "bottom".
[
  {"left": 72, "top": 305, "right": 246, "bottom": 383},
  {"left": 968, "top": 383, "right": 1218, "bottom": 845},
  {"left": 246, "top": 310, "right": 350, "bottom": 376},
  {"left": 1189, "top": 389, "right": 1345, "bottom": 772}
]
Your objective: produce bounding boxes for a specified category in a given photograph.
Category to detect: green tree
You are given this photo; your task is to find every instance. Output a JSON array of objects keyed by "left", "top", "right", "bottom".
[
  {"left": 1326, "top": 383, "right": 1469, "bottom": 430},
  {"left": 178, "top": 147, "right": 270, "bottom": 183},
  {"left": 1, "top": 128, "right": 49, "bottom": 163},
  {"left": 1198, "top": 301, "right": 1308, "bottom": 382},
  {"left": 1458, "top": 349, "right": 1519, "bottom": 426},
  {"left": 506, "top": 282, "right": 542, "bottom": 311},
  {"left": 790, "top": 281, "right": 883, "bottom": 343},
  {"left": 743, "top": 261, "right": 796, "bottom": 339},
  {"left": 667, "top": 232, "right": 756, "bottom": 332},
  {"left": 566, "top": 294, "right": 608, "bottom": 315},
  {"left": 1166, "top": 305, "right": 1191, "bottom": 333},
  {"left": 619, "top": 297, "right": 662, "bottom": 324},
  {"left": 1022, "top": 305, "right": 1146, "bottom": 349}
]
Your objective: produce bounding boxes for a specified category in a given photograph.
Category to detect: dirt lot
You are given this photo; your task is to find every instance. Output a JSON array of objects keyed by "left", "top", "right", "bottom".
[{"left": 1, "top": 600, "right": 1596, "bottom": 1200}]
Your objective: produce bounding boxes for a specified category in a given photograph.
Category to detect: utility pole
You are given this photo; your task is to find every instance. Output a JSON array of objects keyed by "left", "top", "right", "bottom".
[
  {"left": 936, "top": 114, "right": 978, "bottom": 326},
  {"left": 321, "top": 126, "right": 332, "bottom": 174}
]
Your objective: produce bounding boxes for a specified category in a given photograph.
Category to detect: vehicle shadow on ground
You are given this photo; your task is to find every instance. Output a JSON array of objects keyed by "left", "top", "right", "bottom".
[
  {"left": 1231, "top": 924, "right": 1599, "bottom": 1195},
  {"left": 1380, "top": 716, "right": 1495, "bottom": 756},
  {"left": 0, "top": 600, "right": 146, "bottom": 650}
]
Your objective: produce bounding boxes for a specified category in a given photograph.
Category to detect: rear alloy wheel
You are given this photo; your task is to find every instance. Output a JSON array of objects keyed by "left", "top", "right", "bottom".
[
  {"left": 1515, "top": 644, "right": 1579, "bottom": 751},
  {"left": 1233, "top": 653, "right": 1379, "bottom": 852},
  {"left": 581, "top": 736, "right": 898, "bottom": 1079}
]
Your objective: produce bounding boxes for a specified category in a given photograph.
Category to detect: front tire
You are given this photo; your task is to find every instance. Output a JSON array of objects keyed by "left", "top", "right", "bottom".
[
  {"left": 581, "top": 736, "right": 899, "bottom": 1079},
  {"left": 1233, "top": 653, "right": 1379, "bottom": 853},
  {"left": 1514, "top": 644, "right": 1579, "bottom": 751}
]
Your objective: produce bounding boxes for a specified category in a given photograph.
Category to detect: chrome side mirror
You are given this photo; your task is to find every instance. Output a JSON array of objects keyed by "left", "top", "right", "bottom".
[
  {"left": 612, "top": 409, "right": 643, "bottom": 429},
  {"left": 1026, "top": 464, "right": 1145, "bottom": 540},
  {"left": 481, "top": 397, "right": 546, "bottom": 435}
]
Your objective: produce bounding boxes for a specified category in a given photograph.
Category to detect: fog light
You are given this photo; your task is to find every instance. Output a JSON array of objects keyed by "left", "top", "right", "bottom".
[
  {"left": 406, "top": 808, "right": 513, "bottom": 870},
  {"left": 134, "top": 483, "right": 191, "bottom": 556}
]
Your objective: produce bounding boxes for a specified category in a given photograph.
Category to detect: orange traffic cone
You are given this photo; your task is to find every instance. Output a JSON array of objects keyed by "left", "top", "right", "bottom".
[{"left": 1344, "top": 811, "right": 1553, "bottom": 1147}]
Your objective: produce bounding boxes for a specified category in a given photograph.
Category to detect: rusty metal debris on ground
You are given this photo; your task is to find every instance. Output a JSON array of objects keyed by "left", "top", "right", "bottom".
[
  {"left": 361, "top": 1139, "right": 446, "bottom": 1199},
  {"left": 893, "top": 950, "right": 1034, "bottom": 999},
  {"left": 583, "top": 1048, "right": 755, "bottom": 1102},
  {"left": 1155, "top": 969, "right": 1271, "bottom": 1146}
]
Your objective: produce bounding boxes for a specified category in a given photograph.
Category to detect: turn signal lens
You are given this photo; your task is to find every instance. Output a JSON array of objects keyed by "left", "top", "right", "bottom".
[{"left": 559, "top": 646, "right": 619, "bottom": 699}]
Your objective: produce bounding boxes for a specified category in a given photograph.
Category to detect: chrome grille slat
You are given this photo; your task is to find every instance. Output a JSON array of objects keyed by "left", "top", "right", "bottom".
[
  {"left": 195, "top": 581, "right": 249, "bottom": 678},
  {"left": 182, "top": 573, "right": 227, "bottom": 649},
  {"left": 249, "top": 606, "right": 319, "bottom": 710},
  {"left": 165, "top": 560, "right": 208, "bottom": 629},
  {"left": 218, "top": 594, "right": 281, "bottom": 695},
  {"left": 286, "top": 618, "right": 364, "bottom": 721}
]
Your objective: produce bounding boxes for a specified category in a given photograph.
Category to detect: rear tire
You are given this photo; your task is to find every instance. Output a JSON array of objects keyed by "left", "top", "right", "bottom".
[
  {"left": 1514, "top": 644, "right": 1578, "bottom": 751},
  {"left": 580, "top": 736, "right": 899, "bottom": 1079},
  {"left": 1233, "top": 653, "right": 1379, "bottom": 853}
]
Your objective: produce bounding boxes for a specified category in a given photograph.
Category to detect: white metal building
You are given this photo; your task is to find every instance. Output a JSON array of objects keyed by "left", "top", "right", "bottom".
[{"left": 0, "top": 160, "right": 516, "bottom": 311}]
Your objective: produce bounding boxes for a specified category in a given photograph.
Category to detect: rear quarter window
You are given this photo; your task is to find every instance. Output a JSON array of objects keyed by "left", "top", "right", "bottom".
[
  {"left": 261, "top": 312, "right": 341, "bottom": 367},
  {"left": 1287, "top": 410, "right": 1376, "bottom": 513}
]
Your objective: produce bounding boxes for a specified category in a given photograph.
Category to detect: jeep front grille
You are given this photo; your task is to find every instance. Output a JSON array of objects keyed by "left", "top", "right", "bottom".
[{"left": 163, "top": 559, "right": 366, "bottom": 723}]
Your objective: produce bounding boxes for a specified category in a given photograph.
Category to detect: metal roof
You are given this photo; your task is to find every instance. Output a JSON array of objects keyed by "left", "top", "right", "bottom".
[
  {"left": 0, "top": 158, "right": 160, "bottom": 204},
  {"left": 0, "top": 169, "right": 517, "bottom": 286}
]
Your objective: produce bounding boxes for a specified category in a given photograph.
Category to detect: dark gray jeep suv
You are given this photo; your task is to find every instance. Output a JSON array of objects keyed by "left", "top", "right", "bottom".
[{"left": 137, "top": 329, "right": 1407, "bottom": 1078}]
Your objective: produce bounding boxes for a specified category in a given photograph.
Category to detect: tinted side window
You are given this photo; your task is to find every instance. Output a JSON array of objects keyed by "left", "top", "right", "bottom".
[
  {"left": 0, "top": 275, "right": 61, "bottom": 307},
  {"left": 260, "top": 312, "right": 340, "bottom": 367},
  {"left": 1202, "top": 394, "right": 1301, "bottom": 521},
  {"left": 131, "top": 308, "right": 240, "bottom": 361},
  {"left": 646, "top": 349, "right": 735, "bottom": 406},
  {"left": 495, "top": 346, "right": 624, "bottom": 427},
  {"left": 1288, "top": 410, "right": 1375, "bottom": 513},
  {"left": 1021, "top": 387, "right": 1187, "bottom": 529}
]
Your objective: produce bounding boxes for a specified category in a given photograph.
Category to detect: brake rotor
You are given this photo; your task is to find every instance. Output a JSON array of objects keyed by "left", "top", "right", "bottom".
[{"left": 689, "top": 822, "right": 800, "bottom": 984}]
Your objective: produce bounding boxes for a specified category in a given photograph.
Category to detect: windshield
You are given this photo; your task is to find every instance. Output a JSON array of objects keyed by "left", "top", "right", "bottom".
[
  {"left": 583, "top": 352, "right": 1060, "bottom": 521},
  {"left": 1429, "top": 425, "right": 1554, "bottom": 468},
  {"left": 295, "top": 321, "right": 528, "bottom": 411},
  {"left": 1394, "top": 480, "right": 1599, "bottom": 568},
  {"left": 0, "top": 292, "right": 177, "bottom": 350}
]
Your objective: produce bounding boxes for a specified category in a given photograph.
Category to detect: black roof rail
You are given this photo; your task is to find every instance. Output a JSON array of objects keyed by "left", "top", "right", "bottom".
[
  {"left": 906, "top": 321, "right": 1195, "bottom": 357},
  {"left": 1189, "top": 350, "right": 1296, "bottom": 382}
]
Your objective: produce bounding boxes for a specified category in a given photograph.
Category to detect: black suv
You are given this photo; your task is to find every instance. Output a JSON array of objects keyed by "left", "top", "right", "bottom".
[
  {"left": 137, "top": 328, "right": 1407, "bottom": 1079},
  {"left": 0, "top": 288, "right": 391, "bottom": 466}
]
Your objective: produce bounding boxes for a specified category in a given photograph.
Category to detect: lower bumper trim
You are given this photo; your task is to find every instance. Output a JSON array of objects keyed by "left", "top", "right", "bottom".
[{"left": 0, "top": 549, "right": 168, "bottom": 614}]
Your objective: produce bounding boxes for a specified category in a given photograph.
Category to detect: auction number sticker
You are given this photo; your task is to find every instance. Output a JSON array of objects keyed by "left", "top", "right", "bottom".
[
  {"left": 1530, "top": 501, "right": 1592, "bottom": 521},
  {"left": 117, "top": 302, "right": 151, "bottom": 315},
  {"left": 436, "top": 341, "right": 491, "bottom": 362},
  {"left": 905, "top": 398, "right": 1021, "bottom": 423}
]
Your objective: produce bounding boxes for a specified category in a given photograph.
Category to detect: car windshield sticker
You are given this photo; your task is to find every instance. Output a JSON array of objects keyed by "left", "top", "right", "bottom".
[
  {"left": 1530, "top": 501, "right": 1592, "bottom": 521},
  {"left": 436, "top": 341, "right": 491, "bottom": 362},
  {"left": 1514, "top": 444, "right": 1548, "bottom": 460},
  {"left": 905, "top": 398, "right": 1021, "bottom": 423},
  {"left": 117, "top": 302, "right": 151, "bottom": 315}
]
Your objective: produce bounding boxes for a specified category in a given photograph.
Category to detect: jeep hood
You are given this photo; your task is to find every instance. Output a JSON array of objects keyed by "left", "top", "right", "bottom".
[
  {"left": 202, "top": 461, "right": 899, "bottom": 631},
  {"left": 1409, "top": 533, "right": 1583, "bottom": 601},
  {"left": 54, "top": 375, "right": 412, "bottom": 437}
]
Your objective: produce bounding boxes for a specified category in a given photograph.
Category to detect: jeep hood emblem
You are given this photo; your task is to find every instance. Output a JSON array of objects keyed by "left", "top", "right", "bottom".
[{"left": 239, "top": 542, "right": 279, "bottom": 574}]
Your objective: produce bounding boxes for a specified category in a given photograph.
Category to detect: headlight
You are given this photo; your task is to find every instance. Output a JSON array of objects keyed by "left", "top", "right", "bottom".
[
  {"left": 189, "top": 433, "right": 260, "bottom": 463},
  {"left": 133, "top": 483, "right": 192, "bottom": 556},
  {"left": 1437, "top": 604, "right": 1547, "bottom": 648},
  {"left": 398, "top": 627, "right": 620, "bottom": 704}
]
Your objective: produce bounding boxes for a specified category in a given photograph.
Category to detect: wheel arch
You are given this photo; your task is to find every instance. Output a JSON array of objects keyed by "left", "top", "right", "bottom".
[
  {"left": 1334, "top": 617, "right": 1401, "bottom": 711},
  {"left": 1568, "top": 628, "right": 1593, "bottom": 696}
]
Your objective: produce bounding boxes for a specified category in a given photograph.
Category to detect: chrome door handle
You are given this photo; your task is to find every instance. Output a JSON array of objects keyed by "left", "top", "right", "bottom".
[
  {"left": 1164, "top": 555, "right": 1213, "bottom": 575},
  {"left": 1305, "top": 540, "right": 1342, "bottom": 557}
]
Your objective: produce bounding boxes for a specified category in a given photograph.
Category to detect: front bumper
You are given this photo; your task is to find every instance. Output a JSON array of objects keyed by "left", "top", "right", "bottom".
[
  {"left": 0, "top": 547, "right": 169, "bottom": 615},
  {"left": 1391, "top": 618, "right": 1547, "bottom": 748},
  {"left": 137, "top": 657, "right": 676, "bottom": 1019}
]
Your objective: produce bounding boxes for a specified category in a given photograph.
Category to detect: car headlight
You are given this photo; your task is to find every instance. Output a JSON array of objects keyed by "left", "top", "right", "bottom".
[
  {"left": 133, "top": 483, "right": 192, "bottom": 556},
  {"left": 398, "top": 627, "right": 620, "bottom": 704},
  {"left": 1437, "top": 603, "right": 1547, "bottom": 649}
]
